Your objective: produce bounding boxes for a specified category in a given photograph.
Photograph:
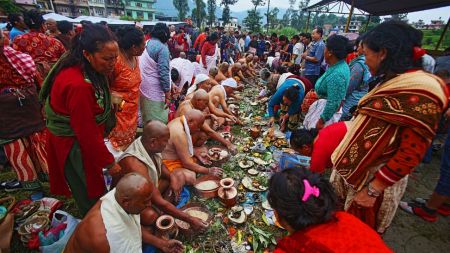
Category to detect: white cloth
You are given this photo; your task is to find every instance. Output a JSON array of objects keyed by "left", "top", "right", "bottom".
[
  {"left": 100, "top": 189, "right": 142, "bottom": 253},
  {"left": 186, "top": 74, "right": 210, "bottom": 96},
  {"left": 303, "top": 99, "right": 342, "bottom": 130},
  {"left": 192, "top": 62, "right": 208, "bottom": 76},
  {"left": 119, "top": 137, "right": 162, "bottom": 187},
  {"left": 170, "top": 58, "right": 194, "bottom": 93},
  {"left": 221, "top": 78, "right": 237, "bottom": 88},
  {"left": 219, "top": 84, "right": 227, "bottom": 100},
  {"left": 422, "top": 54, "right": 435, "bottom": 73},
  {"left": 292, "top": 42, "right": 304, "bottom": 64},
  {"left": 205, "top": 47, "right": 218, "bottom": 72},
  {"left": 277, "top": 72, "right": 293, "bottom": 89},
  {"left": 104, "top": 139, "right": 124, "bottom": 161},
  {"left": 182, "top": 115, "right": 194, "bottom": 157}
]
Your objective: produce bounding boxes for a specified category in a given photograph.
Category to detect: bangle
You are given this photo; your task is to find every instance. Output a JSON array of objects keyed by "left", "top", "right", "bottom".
[{"left": 367, "top": 182, "right": 381, "bottom": 198}]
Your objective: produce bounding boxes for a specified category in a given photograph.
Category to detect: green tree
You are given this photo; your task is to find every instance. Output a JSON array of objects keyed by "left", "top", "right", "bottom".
[
  {"left": 221, "top": 0, "right": 238, "bottom": 24},
  {"left": 192, "top": 0, "right": 207, "bottom": 28},
  {"left": 0, "top": 0, "right": 23, "bottom": 14},
  {"left": 244, "top": 9, "right": 263, "bottom": 33},
  {"left": 173, "top": 0, "right": 190, "bottom": 21},
  {"left": 207, "top": 0, "right": 216, "bottom": 27},
  {"left": 265, "top": 7, "right": 279, "bottom": 29}
]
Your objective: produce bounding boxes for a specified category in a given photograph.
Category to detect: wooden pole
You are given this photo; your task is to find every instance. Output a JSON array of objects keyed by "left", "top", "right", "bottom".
[
  {"left": 364, "top": 14, "right": 371, "bottom": 32},
  {"left": 435, "top": 17, "right": 450, "bottom": 51},
  {"left": 305, "top": 11, "right": 311, "bottom": 32},
  {"left": 344, "top": 0, "right": 355, "bottom": 33}
]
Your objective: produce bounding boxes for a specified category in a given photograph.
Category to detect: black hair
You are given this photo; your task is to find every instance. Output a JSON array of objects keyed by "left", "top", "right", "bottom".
[
  {"left": 314, "top": 27, "right": 323, "bottom": 36},
  {"left": 292, "top": 35, "right": 300, "bottom": 42},
  {"left": 279, "top": 35, "right": 288, "bottom": 42},
  {"left": 7, "top": 13, "right": 23, "bottom": 30},
  {"left": 171, "top": 68, "right": 180, "bottom": 82},
  {"left": 276, "top": 65, "right": 287, "bottom": 75},
  {"left": 268, "top": 168, "right": 337, "bottom": 231},
  {"left": 283, "top": 85, "right": 300, "bottom": 102},
  {"left": 326, "top": 35, "right": 352, "bottom": 60},
  {"left": 288, "top": 64, "right": 300, "bottom": 76},
  {"left": 304, "top": 33, "right": 312, "bottom": 41},
  {"left": 290, "top": 128, "right": 319, "bottom": 149},
  {"left": 116, "top": 26, "right": 144, "bottom": 50},
  {"left": 271, "top": 33, "right": 277, "bottom": 38},
  {"left": 99, "top": 21, "right": 108, "bottom": 26},
  {"left": 40, "top": 23, "right": 117, "bottom": 101},
  {"left": 205, "top": 27, "right": 210, "bottom": 32},
  {"left": 57, "top": 20, "right": 73, "bottom": 35},
  {"left": 363, "top": 21, "right": 423, "bottom": 77},
  {"left": 207, "top": 32, "right": 220, "bottom": 42},
  {"left": 151, "top": 23, "right": 170, "bottom": 43},
  {"left": 353, "top": 33, "right": 365, "bottom": 52},
  {"left": 23, "top": 10, "right": 44, "bottom": 30}
]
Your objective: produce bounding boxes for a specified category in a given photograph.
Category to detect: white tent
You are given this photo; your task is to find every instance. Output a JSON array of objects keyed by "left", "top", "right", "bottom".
[
  {"left": 43, "top": 13, "right": 76, "bottom": 22},
  {"left": 73, "top": 16, "right": 134, "bottom": 25}
]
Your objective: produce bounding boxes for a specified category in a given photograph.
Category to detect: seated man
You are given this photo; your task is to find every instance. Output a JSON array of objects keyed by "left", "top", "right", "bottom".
[
  {"left": 215, "top": 62, "right": 230, "bottom": 83},
  {"left": 117, "top": 121, "right": 207, "bottom": 236},
  {"left": 65, "top": 173, "right": 184, "bottom": 253},
  {"left": 208, "top": 78, "right": 240, "bottom": 125},
  {"left": 185, "top": 74, "right": 213, "bottom": 100},
  {"left": 228, "top": 62, "right": 248, "bottom": 85},
  {"left": 162, "top": 109, "right": 223, "bottom": 178},
  {"left": 176, "top": 90, "right": 237, "bottom": 155},
  {"left": 245, "top": 54, "right": 257, "bottom": 76}
]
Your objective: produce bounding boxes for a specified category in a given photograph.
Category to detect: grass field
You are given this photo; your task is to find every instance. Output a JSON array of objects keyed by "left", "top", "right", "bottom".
[{"left": 421, "top": 29, "right": 450, "bottom": 51}]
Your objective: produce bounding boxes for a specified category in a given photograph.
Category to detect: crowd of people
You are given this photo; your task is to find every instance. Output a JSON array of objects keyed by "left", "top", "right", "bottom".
[{"left": 1, "top": 8, "right": 449, "bottom": 253}]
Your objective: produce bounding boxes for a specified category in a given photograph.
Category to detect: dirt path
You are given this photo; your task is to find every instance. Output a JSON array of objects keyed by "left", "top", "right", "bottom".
[{"left": 383, "top": 149, "right": 450, "bottom": 253}]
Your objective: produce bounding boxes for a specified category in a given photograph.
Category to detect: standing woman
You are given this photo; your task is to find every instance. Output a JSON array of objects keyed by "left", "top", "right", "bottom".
[
  {"left": 0, "top": 28, "right": 47, "bottom": 191},
  {"left": 12, "top": 10, "right": 65, "bottom": 86},
  {"left": 140, "top": 23, "right": 171, "bottom": 124},
  {"left": 200, "top": 32, "right": 220, "bottom": 72},
  {"left": 106, "top": 27, "right": 145, "bottom": 158},
  {"left": 303, "top": 35, "right": 351, "bottom": 130},
  {"left": 7, "top": 13, "right": 27, "bottom": 42},
  {"left": 40, "top": 23, "right": 119, "bottom": 216},
  {"left": 331, "top": 21, "right": 448, "bottom": 233},
  {"left": 341, "top": 36, "right": 371, "bottom": 121}
]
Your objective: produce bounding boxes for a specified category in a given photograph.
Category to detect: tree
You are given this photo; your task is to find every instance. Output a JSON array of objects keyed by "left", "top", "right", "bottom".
[
  {"left": 221, "top": 0, "right": 238, "bottom": 25},
  {"left": 391, "top": 13, "right": 408, "bottom": 21},
  {"left": 265, "top": 7, "right": 279, "bottom": 29},
  {"left": 192, "top": 0, "right": 207, "bottom": 28},
  {"left": 244, "top": 9, "right": 263, "bottom": 33},
  {"left": 0, "top": 0, "right": 23, "bottom": 14},
  {"left": 173, "top": 0, "right": 190, "bottom": 21},
  {"left": 251, "top": 0, "right": 265, "bottom": 11},
  {"left": 207, "top": 0, "right": 216, "bottom": 27}
]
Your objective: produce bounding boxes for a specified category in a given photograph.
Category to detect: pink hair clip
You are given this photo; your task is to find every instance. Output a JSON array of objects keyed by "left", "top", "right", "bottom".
[{"left": 302, "top": 179, "right": 320, "bottom": 202}]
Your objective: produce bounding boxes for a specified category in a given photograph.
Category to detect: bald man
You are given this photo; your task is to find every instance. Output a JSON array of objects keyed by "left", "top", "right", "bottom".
[
  {"left": 162, "top": 109, "right": 223, "bottom": 178},
  {"left": 176, "top": 90, "right": 237, "bottom": 155},
  {"left": 115, "top": 121, "right": 207, "bottom": 242},
  {"left": 65, "top": 173, "right": 184, "bottom": 253},
  {"left": 215, "top": 62, "right": 230, "bottom": 83},
  {"left": 208, "top": 79, "right": 242, "bottom": 126},
  {"left": 45, "top": 18, "right": 59, "bottom": 37}
]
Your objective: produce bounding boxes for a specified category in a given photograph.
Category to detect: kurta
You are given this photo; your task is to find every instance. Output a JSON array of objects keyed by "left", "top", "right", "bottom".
[
  {"left": 46, "top": 66, "right": 114, "bottom": 198},
  {"left": 108, "top": 54, "right": 141, "bottom": 151}
]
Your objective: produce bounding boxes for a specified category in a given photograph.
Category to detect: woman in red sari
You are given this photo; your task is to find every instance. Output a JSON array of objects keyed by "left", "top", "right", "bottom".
[
  {"left": 40, "top": 23, "right": 119, "bottom": 216},
  {"left": 268, "top": 168, "right": 392, "bottom": 253},
  {"left": 106, "top": 27, "right": 145, "bottom": 158}
]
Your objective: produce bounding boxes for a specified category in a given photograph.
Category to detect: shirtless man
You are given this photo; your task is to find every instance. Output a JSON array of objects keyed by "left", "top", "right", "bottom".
[
  {"left": 162, "top": 109, "right": 223, "bottom": 177},
  {"left": 215, "top": 62, "right": 229, "bottom": 83},
  {"left": 117, "top": 121, "right": 207, "bottom": 233},
  {"left": 208, "top": 79, "right": 241, "bottom": 124},
  {"left": 65, "top": 173, "right": 184, "bottom": 253},
  {"left": 176, "top": 90, "right": 237, "bottom": 154}
]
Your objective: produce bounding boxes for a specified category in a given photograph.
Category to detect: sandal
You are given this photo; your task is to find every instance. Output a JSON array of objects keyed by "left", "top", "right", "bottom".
[{"left": 399, "top": 201, "right": 438, "bottom": 222}]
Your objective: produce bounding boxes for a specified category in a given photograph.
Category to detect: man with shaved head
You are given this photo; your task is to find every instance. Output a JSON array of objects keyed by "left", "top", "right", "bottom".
[
  {"left": 162, "top": 109, "right": 223, "bottom": 181},
  {"left": 65, "top": 173, "right": 185, "bottom": 253},
  {"left": 45, "top": 18, "right": 59, "bottom": 37},
  {"left": 114, "top": 121, "right": 207, "bottom": 250},
  {"left": 176, "top": 90, "right": 237, "bottom": 156}
]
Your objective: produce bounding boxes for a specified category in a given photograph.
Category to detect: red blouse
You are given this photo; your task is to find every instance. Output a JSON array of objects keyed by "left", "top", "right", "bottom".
[{"left": 274, "top": 212, "right": 393, "bottom": 253}]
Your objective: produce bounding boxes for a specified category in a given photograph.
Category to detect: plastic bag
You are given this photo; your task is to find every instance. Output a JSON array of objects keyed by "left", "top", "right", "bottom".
[{"left": 40, "top": 210, "right": 80, "bottom": 253}]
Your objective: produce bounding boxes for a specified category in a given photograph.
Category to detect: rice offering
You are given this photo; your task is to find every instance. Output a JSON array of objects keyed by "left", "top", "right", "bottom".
[
  {"left": 195, "top": 180, "right": 219, "bottom": 191},
  {"left": 176, "top": 209, "right": 210, "bottom": 230}
]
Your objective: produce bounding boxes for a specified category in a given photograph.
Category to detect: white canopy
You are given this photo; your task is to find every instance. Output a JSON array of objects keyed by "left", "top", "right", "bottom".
[
  {"left": 73, "top": 16, "right": 134, "bottom": 25},
  {"left": 43, "top": 13, "right": 76, "bottom": 22}
]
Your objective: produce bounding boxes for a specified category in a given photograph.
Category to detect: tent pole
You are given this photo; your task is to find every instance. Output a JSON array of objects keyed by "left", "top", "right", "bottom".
[
  {"left": 344, "top": 0, "right": 355, "bottom": 33},
  {"left": 364, "top": 14, "right": 371, "bottom": 31},
  {"left": 305, "top": 11, "right": 311, "bottom": 32},
  {"left": 435, "top": 17, "right": 449, "bottom": 51}
]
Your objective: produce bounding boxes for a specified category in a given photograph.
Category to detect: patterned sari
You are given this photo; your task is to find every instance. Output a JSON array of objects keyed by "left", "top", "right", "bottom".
[{"left": 331, "top": 70, "right": 448, "bottom": 232}]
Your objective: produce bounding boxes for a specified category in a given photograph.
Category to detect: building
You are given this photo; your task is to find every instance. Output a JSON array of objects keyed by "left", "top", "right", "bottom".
[
  {"left": 425, "top": 19, "right": 445, "bottom": 30},
  {"left": 14, "top": 0, "right": 54, "bottom": 13},
  {"left": 123, "top": 0, "right": 156, "bottom": 21},
  {"left": 216, "top": 17, "right": 238, "bottom": 31},
  {"left": 88, "top": 0, "right": 106, "bottom": 17},
  {"left": 53, "top": 0, "right": 90, "bottom": 17},
  {"left": 105, "top": 0, "right": 124, "bottom": 18},
  {"left": 335, "top": 20, "right": 362, "bottom": 33}
]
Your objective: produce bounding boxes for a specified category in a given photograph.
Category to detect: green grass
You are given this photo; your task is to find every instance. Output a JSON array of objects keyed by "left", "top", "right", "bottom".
[{"left": 421, "top": 29, "right": 450, "bottom": 51}]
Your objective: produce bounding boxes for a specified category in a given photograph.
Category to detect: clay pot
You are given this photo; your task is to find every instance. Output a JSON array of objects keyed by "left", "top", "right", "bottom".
[
  {"left": 156, "top": 215, "right": 178, "bottom": 239},
  {"left": 194, "top": 175, "right": 221, "bottom": 199},
  {"left": 250, "top": 126, "right": 261, "bottom": 139},
  {"left": 218, "top": 178, "right": 238, "bottom": 207}
]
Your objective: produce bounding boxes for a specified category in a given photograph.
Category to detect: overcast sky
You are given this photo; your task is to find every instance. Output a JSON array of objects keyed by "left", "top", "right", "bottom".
[{"left": 230, "top": 0, "right": 450, "bottom": 23}]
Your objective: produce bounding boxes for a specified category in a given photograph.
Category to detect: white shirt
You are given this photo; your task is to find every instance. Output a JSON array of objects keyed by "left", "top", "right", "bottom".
[{"left": 292, "top": 42, "right": 304, "bottom": 65}]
